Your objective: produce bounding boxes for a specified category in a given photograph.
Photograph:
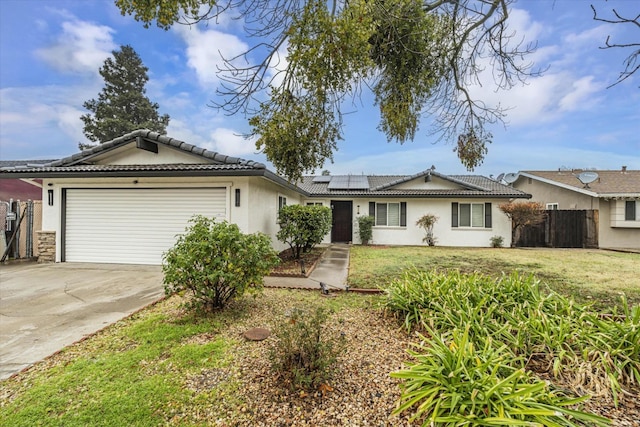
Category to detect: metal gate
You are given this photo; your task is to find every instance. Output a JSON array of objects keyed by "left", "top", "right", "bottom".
[{"left": 1, "top": 199, "right": 41, "bottom": 261}]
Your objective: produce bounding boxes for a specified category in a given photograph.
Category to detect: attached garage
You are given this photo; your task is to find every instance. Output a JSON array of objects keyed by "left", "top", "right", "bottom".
[
  {"left": 1, "top": 129, "right": 300, "bottom": 264},
  {"left": 63, "top": 187, "right": 227, "bottom": 265}
]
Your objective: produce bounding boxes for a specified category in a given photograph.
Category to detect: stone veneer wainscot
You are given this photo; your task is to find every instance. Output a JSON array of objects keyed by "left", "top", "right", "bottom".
[{"left": 37, "top": 231, "right": 55, "bottom": 263}]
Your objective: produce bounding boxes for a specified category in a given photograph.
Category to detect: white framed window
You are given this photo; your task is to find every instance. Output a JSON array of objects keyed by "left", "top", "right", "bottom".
[
  {"left": 452, "top": 202, "right": 492, "bottom": 228},
  {"left": 370, "top": 202, "right": 406, "bottom": 227},
  {"left": 278, "top": 195, "right": 287, "bottom": 211},
  {"left": 626, "top": 200, "right": 637, "bottom": 221},
  {"left": 546, "top": 203, "right": 559, "bottom": 210}
]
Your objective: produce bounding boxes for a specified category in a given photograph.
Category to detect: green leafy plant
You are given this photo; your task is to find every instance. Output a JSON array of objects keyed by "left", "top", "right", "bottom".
[
  {"left": 383, "top": 269, "right": 640, "bottom": 405},
  {"left": 277, "top": 205, "right": 332, "bottom": 259},
  {"left": 415, "top": 213, "right": 438, "bottom": 246},
  {"left": 269, "top": 307, "right": 345, "bottom": 390},
  {"left": 356, "top": 215, "right": 374, "bottom": 245},
  {"left": 490, "top": 235, "right": 504, "bottom": 247},
  {"left": 163, "top": 216, "right": 279, "bottom": 310},
  {"left": 392, "top": 327, "right": 610, "bottom": 426}
]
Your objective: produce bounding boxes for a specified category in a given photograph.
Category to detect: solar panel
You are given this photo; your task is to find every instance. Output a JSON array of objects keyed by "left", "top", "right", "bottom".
[
  {"left": 326, "top": 175, "right": 370, "bottom": 190},
  {"left": 327, "top": 176, "right": 349, "bottom": 189},
  {"left": 313, "top": 175, "right": 332, "bottom": 183},
  {"left": 348, "top": 175, "right": 369, "bottom": 190}
]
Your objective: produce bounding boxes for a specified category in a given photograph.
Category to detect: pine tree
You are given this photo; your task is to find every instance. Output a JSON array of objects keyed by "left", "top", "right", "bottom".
[{"left": 81, "top": 45, "right": 170, "bottom": 146}]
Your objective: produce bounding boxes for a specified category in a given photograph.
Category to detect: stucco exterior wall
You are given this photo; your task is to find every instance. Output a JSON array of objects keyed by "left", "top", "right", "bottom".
[
  {"left": 599, "top": 199, "right": 640, "bottom": 248},
  {"left": 392, "top": 176, "right": 460, "bottom": 190},
  {"left": 513, "top": 178, "right": 599, "bottom": 210},
  {"left": 309, "top": 197, "right": 513, "bottom": 247},
  {"left": 95, "top": 144, "right": 210, "bottom": 165},
  {"left": 246, "top": 177, "right": 302, "bottom": 252}
]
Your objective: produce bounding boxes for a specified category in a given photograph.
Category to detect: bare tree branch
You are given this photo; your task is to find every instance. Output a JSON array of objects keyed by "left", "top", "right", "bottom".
[{"left": 591, "top": 4, "right": 640, "bottom": 88}]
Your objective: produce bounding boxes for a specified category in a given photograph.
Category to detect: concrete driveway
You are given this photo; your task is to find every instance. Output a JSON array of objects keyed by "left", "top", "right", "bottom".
[{"left": 0, "top": 262, "right": 164, "bottom": 380}]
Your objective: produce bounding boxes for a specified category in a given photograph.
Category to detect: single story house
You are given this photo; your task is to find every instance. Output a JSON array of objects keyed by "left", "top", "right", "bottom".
[
  {"left": 512, "top": 168, "right": 640, "bottom": 250},
  {"left": 0, "top": 129, "right": 531, "bottom": 265}
]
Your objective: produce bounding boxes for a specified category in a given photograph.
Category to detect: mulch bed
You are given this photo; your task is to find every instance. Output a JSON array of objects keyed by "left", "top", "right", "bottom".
[
  {"left": 2, "top": 289, "right": 638, "bottom": 426},
  {"left": 269, "top": 247, "right": 325, "bottom": 277}
]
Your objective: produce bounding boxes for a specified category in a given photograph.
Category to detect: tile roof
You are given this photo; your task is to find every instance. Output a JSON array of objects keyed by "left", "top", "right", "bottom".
[
  {"left": 5, "top": 164, "right": 261, "bottom": 173},
  {"left": 521, "top": 169, "right": 640, "bottom": 196},
  {"left": 0, "top": 159, "right": 57, "bottom": 168},
  {"left": 0, "top": 129, "right": 266, "bottom": 176},
  {"left": 4, "top": 129, "right": 264, "bottom": 170},
  {"left": 299, "top": 174, "right": 528, "bottom": 198}
]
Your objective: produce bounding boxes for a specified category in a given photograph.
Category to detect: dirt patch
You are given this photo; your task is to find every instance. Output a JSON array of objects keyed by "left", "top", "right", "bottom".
[{"left": 269, "top": 247, "right": 325, "bottom": 277}]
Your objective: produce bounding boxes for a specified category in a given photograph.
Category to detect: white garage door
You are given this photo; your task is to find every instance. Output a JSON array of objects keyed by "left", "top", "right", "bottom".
[{"left": 64, "top": 188, "right": 226, "bottom": 265}]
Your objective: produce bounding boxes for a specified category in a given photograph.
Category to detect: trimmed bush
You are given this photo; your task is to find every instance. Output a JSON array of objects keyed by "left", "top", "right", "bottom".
[
  {"left": 277, "top": 205, "right": 332, "bottom": 259},
  {"left": 490, "top": 235, "right": 504, "bottom": 247},
  {"left": 163, "top": 216, "right": 279, "bottom": 310},
  {"left": 356, "top": 215, "right": 374, "bottom": 245}
]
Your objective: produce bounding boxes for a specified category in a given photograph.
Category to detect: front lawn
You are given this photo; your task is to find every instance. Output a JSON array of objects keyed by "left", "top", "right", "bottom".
[
  {"left": 348, "top": 246, "right": 640, "bottom": 308},
  {"left": 2, "top": 246, "right": 639, "bottom": 426},
  {"left": 0, "top": 290, "right": 414, "bottom": 426}
]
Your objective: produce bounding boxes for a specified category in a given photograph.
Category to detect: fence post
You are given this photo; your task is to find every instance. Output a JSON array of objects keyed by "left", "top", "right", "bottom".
[
  {"left": 13, "top": 201, "right": 20, "bottom": 259},
  {"left": 26, "top": 200, "right": 33, "bottom": 258}
]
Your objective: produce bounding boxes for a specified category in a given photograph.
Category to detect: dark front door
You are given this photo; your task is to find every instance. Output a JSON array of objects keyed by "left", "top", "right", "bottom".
[{"left": 331, "top": 201, "right": 353, "bottom": 243}]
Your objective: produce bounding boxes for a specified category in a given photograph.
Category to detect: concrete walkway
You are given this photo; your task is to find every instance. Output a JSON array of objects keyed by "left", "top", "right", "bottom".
[{"left": 264, "top": 244, "right": 350, "bottom": 291}]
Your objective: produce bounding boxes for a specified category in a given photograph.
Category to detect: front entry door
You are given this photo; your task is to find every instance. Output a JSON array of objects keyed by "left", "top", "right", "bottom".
[{"left": 331, "top": 201, "right": 353, "bottom": 243}]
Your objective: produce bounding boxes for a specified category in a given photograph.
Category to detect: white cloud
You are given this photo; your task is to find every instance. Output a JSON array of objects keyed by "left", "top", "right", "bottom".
[
  {"left": 558, "top": 76, "right": 602, "bottom": 111},
  {"left": 0, "top": 85, "right": 96, "bottom": 158},
  {"left": 208, "top": 128, "right": 257, "bottom": 156},
  {"left": 36, "top": 19, "right": 116, "bottom": 75},
  {"left": 465, "top": 7, "right": 613, "bottom": 128},
  {"left": 174, "top": 25, "right": 249, "bottom": 88}
]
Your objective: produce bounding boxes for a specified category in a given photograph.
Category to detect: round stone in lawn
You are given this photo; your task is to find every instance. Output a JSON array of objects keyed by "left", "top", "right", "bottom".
[{"left": 243, "top": 327, "right": 270, "bottom": 341}]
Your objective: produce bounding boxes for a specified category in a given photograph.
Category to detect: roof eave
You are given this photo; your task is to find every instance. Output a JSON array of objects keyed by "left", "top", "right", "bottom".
[
  {"left": 600, "top": 193, "right": 640, "bottom": 199},
  {"left": 518, "top": 172, "right": 599, "bottom": 197},
  {"left": 0, "top": 169, "right": 264, "bottom": 179},
  {"left": 305, "top": 193, "right": 530, "bottom": 199}
]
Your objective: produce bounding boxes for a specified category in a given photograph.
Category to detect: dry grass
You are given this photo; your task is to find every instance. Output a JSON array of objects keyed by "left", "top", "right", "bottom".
[{"left": 349, "top": 246, "right": 640, "bottom": 309}]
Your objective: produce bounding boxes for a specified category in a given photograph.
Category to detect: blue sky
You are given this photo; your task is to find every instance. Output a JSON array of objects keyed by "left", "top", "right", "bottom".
[{"left": 1, "top": 0, "right": 638, "bottom": 177}]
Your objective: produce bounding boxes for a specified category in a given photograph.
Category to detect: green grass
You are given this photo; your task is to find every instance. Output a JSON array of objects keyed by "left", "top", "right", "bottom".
[
  {"left": 0, "top": 291, "right": 375, "bottom": 427},
  {"left": 348, "top": 246, "right": 640, "bottom": 308},
  {"left": 0, "top": 305, "right": 230, "bottom": 427},
  {"left": 2, "top": 247, "right": 638, "bottom": 425}
]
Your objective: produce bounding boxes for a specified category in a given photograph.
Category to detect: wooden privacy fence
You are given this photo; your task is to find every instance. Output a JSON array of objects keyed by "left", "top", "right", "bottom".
[{"left": 516, "top": 209, "right": 598, "bottom": 248}]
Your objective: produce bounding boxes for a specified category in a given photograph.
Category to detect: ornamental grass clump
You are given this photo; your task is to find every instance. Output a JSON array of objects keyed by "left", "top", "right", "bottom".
[
  {"left": 392, "top": 327, "right": 610, "bottom": 427},
  {"left": 383, "top": 269, "right": 640, "bottom": 410}
]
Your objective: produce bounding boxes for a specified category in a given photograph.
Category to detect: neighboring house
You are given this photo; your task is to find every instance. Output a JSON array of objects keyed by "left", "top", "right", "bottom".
[
  {"left": 512, "top": 168, "right": 640, "bottom": 250},
  {"left": 0, "top": 129, "right": 530, "bottom": 265},
  {"left": 0, "top": 160, "right": 55, "bottom": 201}
]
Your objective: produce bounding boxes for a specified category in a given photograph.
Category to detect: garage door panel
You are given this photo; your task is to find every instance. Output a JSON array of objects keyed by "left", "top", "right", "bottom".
[{"left": 65, "top": 188, "right": 226, "bottom": 265}]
